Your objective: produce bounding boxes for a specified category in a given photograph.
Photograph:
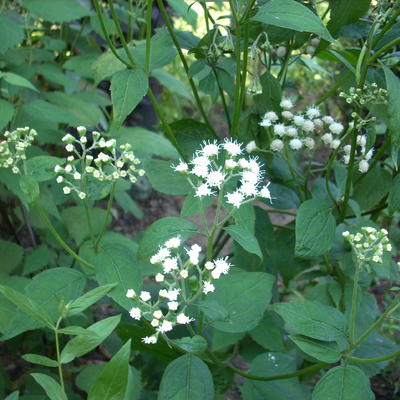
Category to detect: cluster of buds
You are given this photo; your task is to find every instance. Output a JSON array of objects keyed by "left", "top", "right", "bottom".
[
  {"left": 260, "top": 99, "right": 344, "bottom": 153},
  {"left": 342, "top": 133, "right": 374, "bottom": 173},
  {"left": 343, "top": 227, "right": 392, "bottom": 267},
  {"left": 173, "top": 139, "right": 272, "bottom": 208},
  {"left": 126, "top": 237, "right": 233, "bottom": 344},
  {"left": 340, "top": 84, "right": 387, "bottom": 106},
  {"left": 54, "top": 126, "right": 144, "bottom": 199},
  {"left": 0, "top": 127, "right": 37, "bottom": 174},
  {"left": 305, "top": 36, "right": 320, "bottom": 56}
]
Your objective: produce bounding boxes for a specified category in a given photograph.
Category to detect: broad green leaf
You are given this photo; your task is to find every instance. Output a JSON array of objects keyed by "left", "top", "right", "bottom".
[
  {"left": 241, "top": 353, "right": 308, "bottom": 400},
  {"left": 204, "top": 271, "right": 274, "bottom": 333},
  {"left": 0, "top": 72, "right": 37, "bottom": 92},
  {"left": 0, "top": 15, "right": 24, "bottom": 54},
  {"left": 36, "top": 63, "right": 75, "bottom": 88},
  {"left": 0, "top": 239, "right": 23, "bottom": 276},
  {"left": 152, "top": 68, "right": 192, "bottom": 100},
  {"left": 23, "top": 99, "right": 78, "bottom": 125},
  {"left": 60, "top": 314, "right": 121, "bottom": 363},
  {"left": 273, "top": 300, "right": 347, "bottom": 342},
  {"left": 23, "top": 354, "right": 58, "bottom": 367},
  {"left": 224, "top": 224, "right": 262, "bottom": 259},
  {"left": 4, "top": 391, "right": 19, "bottom": 400},
  {"left": 25, "top": 156, "right": 63, "bottom": 182},
  {"left": 116, "top": 127, "right": 179, "bottom": 160},
  {"left": 137, "top": 217, "right": 199, "bottom": 264},
  {"left": 61, "top": 206, "right": 109, "bottom": 245},
  {"left": 384, "top": 66, "right": 400, "bottom": 168},
  {"left": 158, "top": 354, "right": 214, "bottom": 400},
  {"left": 92, "top": 51, "right": 126, "bottom": 83},
  {"left": 388, "top": 174, "right": 400, "bottom": 214},
  {"left": 249, "top": 312, "right": 284, "bottom": 352},
  {"left": 174, "top": 336, "right": 208, "bottom": 354},
  {"left": 76, "top": 365, "right": 105, "bottom": 393},
  {"left": 211, "top": 330, "right": 245, "bottom": 352},
  {"left": 22, "top": 0, "right": 91, "bottom": 23},
  {"left": 181, "top": 192, "right": 214, "bottom": 218},
  {"left": 64, "top": 53, "right": 100, "bottom": 79},
  {"left": 252, "top": 0, "right": 334, "bottom": 42},
  {"left": 295, "top": 199, "right": 336, "bottom": 259},
  {"left": 19, "top": 175, "right": 40, "bottom": 204},
  {"left": 111, "top": 69, "right": 148, "bottom": 128},
  {"left": 312, "top": 365, "right": 374, "bottom": 400},
  {"left": 88, "top": 340, "right": 132, "bottom": 400},
  {"left": 31, "top": 373, "right": 67, "bottom": 400},
  {"left": 0, "top": 99, "right": 15, "bottom": 130},
  {"left": 289, "top": 335, "right": 341, "bottom": 363},
  {"left": 167, "top": 0, "right": 197, "bottom": 28},
  {"left": 143, "top": 159, "right": 192, "bottom": 195},
  {"left": 68, "top": 283, "right": 117, "bottom": 316}
]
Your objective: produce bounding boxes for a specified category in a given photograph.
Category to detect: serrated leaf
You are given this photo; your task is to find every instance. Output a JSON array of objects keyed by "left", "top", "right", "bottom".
[{"left": 0, "top": 15, "right": 24, "bottom": 54}]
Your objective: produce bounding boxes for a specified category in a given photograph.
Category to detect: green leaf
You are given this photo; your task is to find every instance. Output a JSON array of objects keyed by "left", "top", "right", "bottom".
[
  {"left": 158, "top": 354, "right": 214, "bottom": 400},
  {"left": 111, "top": 69, "right": 149, "bottom": 129},
  {"left": 249, "top": 312, "right": 284, "bottom": 352},
  {"left": 289, "top": 335, "right": 341, "bottom": 363},
  {"left": 36, "top": 63, "right": 75, "bottom": 88},
  {"left": 241, "top": 353, "right": 308, "bottom": 400},
  {"left": 19, "top": 175, "right": 40, "bottom": 204},
  {"left": 64, "top": 54, "right": 99, "bottom": 79},
  {"left": 152, "top": 69, "right": 192, "bottom": 100},
  {"left": 60, "top": 314, "right": 121, "bottom": 364},
  {"left": 0, "top": 72, "right": 38, "bottom": 92},
  {"left": 312, "top": 365, "right": 374, "bottom": 400},
  {"left": 92, "top": 51, "right": 126, "bottom": 83},
  {"left": 273, "top": 300, "right": 347, "bottom": 342},
  {"left": 384, "top": 66, "right": 400, "bottom": 168},
  {"left": 224, "top": 224, "right": 262, "bottom": 259},
  {"left": 0, "top": 15, "right": 24, "bottom": 54},
  {"left": 31, "top": 373, "right": 67, "bottom": 400},
  {"left": 23, "top": 99, "right": 78, "bottom": 125},
  {"left": 167, "top": 0, "right": 197, "bottom": 28},
  {"left": 137, "top": 217, "right": 199, "bottom": 264},
  {"left": 252, "top": 0, "right": 334, "bottom": 42},
  {"left": 0, "top": 99, "right": 15, "bottom": 130},
  {"left": 181, "top": 192, "right": 214, "bottom": 218},
  {"left": 295, "top": 199, "right": 336, "bottom": 259},
  {"left": 116, "top": 127, "right": 179, "bottom": 160},
  {"left": 388, "top": 174, "right": 400, "bottom": 214},
  {"left": 254, "top": 72, "right": 282, "bottom": 115},
  {"left": 174, "top": 336, "right": 208, "bottom": 354},
  {"left": 88, "top": 340, "right": 132, "bottom": 400},
  {"left": 203, "top": 271, "right": 275, "bottom": 333},
  {"left": 114, "top": 190, "right": 144, "bottom": 219},
  {"left": 4, "top": 391, "right": 19, "bottom": 400},
  {"left": 23, "top": 354, "right": 58, "bottom": 367},
  {"left": 68, "top": 283, "right": 117, "bottom": 316},
  {"left": 0, "top": 239, "right": 23, "bottom": 276},
  {"left": 22, "top": 0, "right": 91, "bottom": 23},
  {"left": 142, "top": 159, "right": 192, "bottom": 195},
  {"left": 25, "top": 156, "right": 63, "bottom": 182}
]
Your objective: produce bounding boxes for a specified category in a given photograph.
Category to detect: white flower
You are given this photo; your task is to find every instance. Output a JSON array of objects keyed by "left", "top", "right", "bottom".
[
  {"left": 153, "top": 310, "right": 163, "bottom": 319},
  {"left": 289, "top": 138, "right": 303, "bottom": 150},
  {"left": 226, "top": 190, "right": 244, "bottom": 208},
  {"left": 77, "top": 126, "right": 86, "bottom": 135},
  {"left": 80, "top": 136, "right": 87, "bottom": 144},
  {"left": 259, "top": 185, "right": 272, "bottom": 200},
  {"left": 225, "top": 159, "right": 237, "bottom": 169},
  {"left": 195, "top": 183, "right": 213, "bottom": 197},
  {"left": 192, "top": 164, "right": 209, "bottom": 178},
  {"left": 357, "top": 135, "right": 367, "bottom": 147},
  {"left": 180, "top": 269, "right": 188, "bottom": 279},
  {"left": 151, "top": 319, "right": 159, "bottom": 327},
  {"left": 63, "top": 186, "right": 71, "bottom": 194},
  {"left": 187, "top": 244, "right": 201, "bottom": 265},
  {"left": 168, "top": 301, "right": 179, "bottom": 311},
  {"left": 330, "top": 139, "right": 341, "bottom": 149},
  {"left": 201, "top": 141, "right": 219, "bottom": 157},
  {"left": 259, "top": 118, "right": 272, "bottom": 127},
  {"left": 263, "top": 111, "right": 278, "bottom": 122},
  {"left": 322, "top": 116, "right": 334, "bottom": 124},
  {"left": 129, "top": 307, "right": 141, "bottom": 320},
  {"left": 155, "top": 273, "right": 165, "bottom": 282},
  {"left": 174, "top": 161, "right": 188, "bottom": 172},
  {"left": 285, "top": 127, "right": 297, "bottom": 137},
  {"left": 140, "top": 291, "right": 151, "bottom": 302},
  {"left": 293, "top": 115, "right": 305, "bottom": 126},
  {"left": 302, "top": 120, "right": 314, "bottom": 133},
  {"left": 276, "top": 45, "right": 286, "bottom": 58},
  {"left": 63, "top": 164, "right": 72, "bottom": 173},
  {"left": 306, "top": 107, "right": 320, "bottom": 119},
  {"left": 240, "top": 181, "right": 258, "bottom": 197},
  {"left": 246, "top": 141, "right": 257, "bottom": 153},
  {"left": 241, "top": 170, "right": 259, "bottom": 184},
  {"left": 343, "top": 144, "right": 351, "bottom": 154},
  {"left": 66, "top": 144, "right": 74, "bottom": 152},
  {"left": 176, "top": 313, "right": 193, "bottom": 324},
  {"left": 223, "top": 139, "right": 242, "bottom": 156},
  {"left": 304, "top": 137, "right": 315, "bottom": 149},
  {"left": 321, "top": 133, "right": 333, "bottom": 145},
  {"left": 142, "top": 335, "right": 157, "bottom": 344},
  {"left": 78, "top": 192, "right": 86, "bottom": 199},
  {"left": 274, "top": 123, "right": 286, "bottom": 136},
  {"left": 203, "top": 281, "right": 215, "bottom": 294},
  {"left": 207, "top": 170, "right": 226, "bottom": 188},
  {"left": 164, "top": 288, "right": 180, "bottom": 301},
  {"left": 205, "top": 261, "right": 215, "bottom": 270},
  {"left": 73, "top": 172, "right": 81, "bottom": 180},
  {"left": 165, "top": 237, "right": 181, "bottom": 249},
  {"left": 192, "top": 155, "right": 210, "bottom": 167},
  {"left": 329, "top": 122, "right": 344, "bottom": 134},
  {"left": 62, "top": 134, "right": 74, "bottom": 143},
  {"left": 126, "top": 289, "right": 136, "bottom": 298},
  {"left": 56, "top": 176, "right": 63, "bottom": 183},
  {"left": 358, "top": 159, "right": 369, "bottom": 173},
  {"left": 342, "top": 231, "right": 350, "bottom": 237},
  {"left": 162, "top": 257, "right": 178, "bottom": 273},
  {"left": 158, "top": 320, "right": 173, "bottom": 333},
  {"left": 157, "top": 247, "right": 171, "bottom": 261},
  {"left": 214, "top": 257, "right": 231, "bottom": 275},
  {"left": 314, "top": 118, "right": 323, "bottom": 127},
  {"left": 54, "top": 165, "right": 63, "bottom": 173},
  {"left": 364, "top": 148, "right": 374, "bottom": 161},
  {"left": 282, "top": 111, "right": 293, "bottom": 119},
  {"left": 280, "top": 98, "right": 293, "bottom": 109},
  {"left": 270, "top": 139, "right": 284, "bottom": 151},
  {"left": 211, "top": 269, "right": 222, "bottom": 279}
]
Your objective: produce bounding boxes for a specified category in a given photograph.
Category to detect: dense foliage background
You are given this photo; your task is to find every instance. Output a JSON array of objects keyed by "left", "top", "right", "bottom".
[{"left": 0, "top": 0, "right": 400, "bottom": 399}]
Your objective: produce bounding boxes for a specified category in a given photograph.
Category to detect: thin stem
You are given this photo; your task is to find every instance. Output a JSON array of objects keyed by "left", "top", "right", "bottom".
[
  {"left": 238, "top": 22, "right": 250, "bottom": 113},
  {"left": 36, "top": 205, "right": 96, "bottom": 271},
  {"left": 369, "top": 36, "right": 400, "bottom": 64},
  {"left": 211, "top": 65, "right": 231, "bottom": 129},
  {"left": 94, "top": 182, "right": 116, "bottom": 248},
  {"left": 54, "top": 318, "right": 65, "bottom": 395},
  {"left": 156, "top": 0, "right": 217, "bottom": 137},
  {"left": 145, "top": 0, "right": 154, "bottom": 75},
  {"left": 346, "top": 350, "right": 400, "bottom": 364},
  {"left": 349, "top": 261, "right": 361, "bottom": 343}
]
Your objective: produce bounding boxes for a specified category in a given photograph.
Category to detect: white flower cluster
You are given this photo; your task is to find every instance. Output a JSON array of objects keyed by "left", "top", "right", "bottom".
[
  {"left": 172, "top": 139, "right": 272, "bottom": 208},
  {"left": 342, "top": 135, "right": 374, "bottom": 173},
  {"left": 126, "top": 236, "right": 233, "bottom": 344},
  {"left": 0, "top": 127, "right": 37, "bottom": 174},
  {"left": 54, "top": 126, "right": 144, "bottom": 199},
  {"left": 343, "top": 227, "right": 392, "bottom": 265},
  {"left": 260, "top": 99, "right": 345, "bottom": 153}
]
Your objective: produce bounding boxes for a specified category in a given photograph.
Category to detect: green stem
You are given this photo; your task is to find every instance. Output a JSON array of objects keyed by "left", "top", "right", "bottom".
[
  {"left": 211, "top": 65, "right": 231, "bottom": 129},
  {"left": 156, "top": 0, "right": 217, "bottom": 137},
  {"left": 82, "top": 195, "right": 96, "bottom": 246},
  {"left": 94, "top": 182, "right": 116, "bottom": 248},
  {"left": 54, "top": 318, "right": 65, "bottom": 395},
  {"left": 145, "top": 0, "right": 154, "bottom": 75},
  {"left": 349, "top": 261, "right": 361, "bottom": 344},
  {"left": 238, "top": 22, "right": 250, "bottom": 113},
  {"left": 346, "top": 350, "right": 400, "bottom": 364},
  {"left": 369, "top": 36, "right": 400, "bottom": 64},
  {"left": 36, "top": 205, "right": 96, "bottom": 271}
]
